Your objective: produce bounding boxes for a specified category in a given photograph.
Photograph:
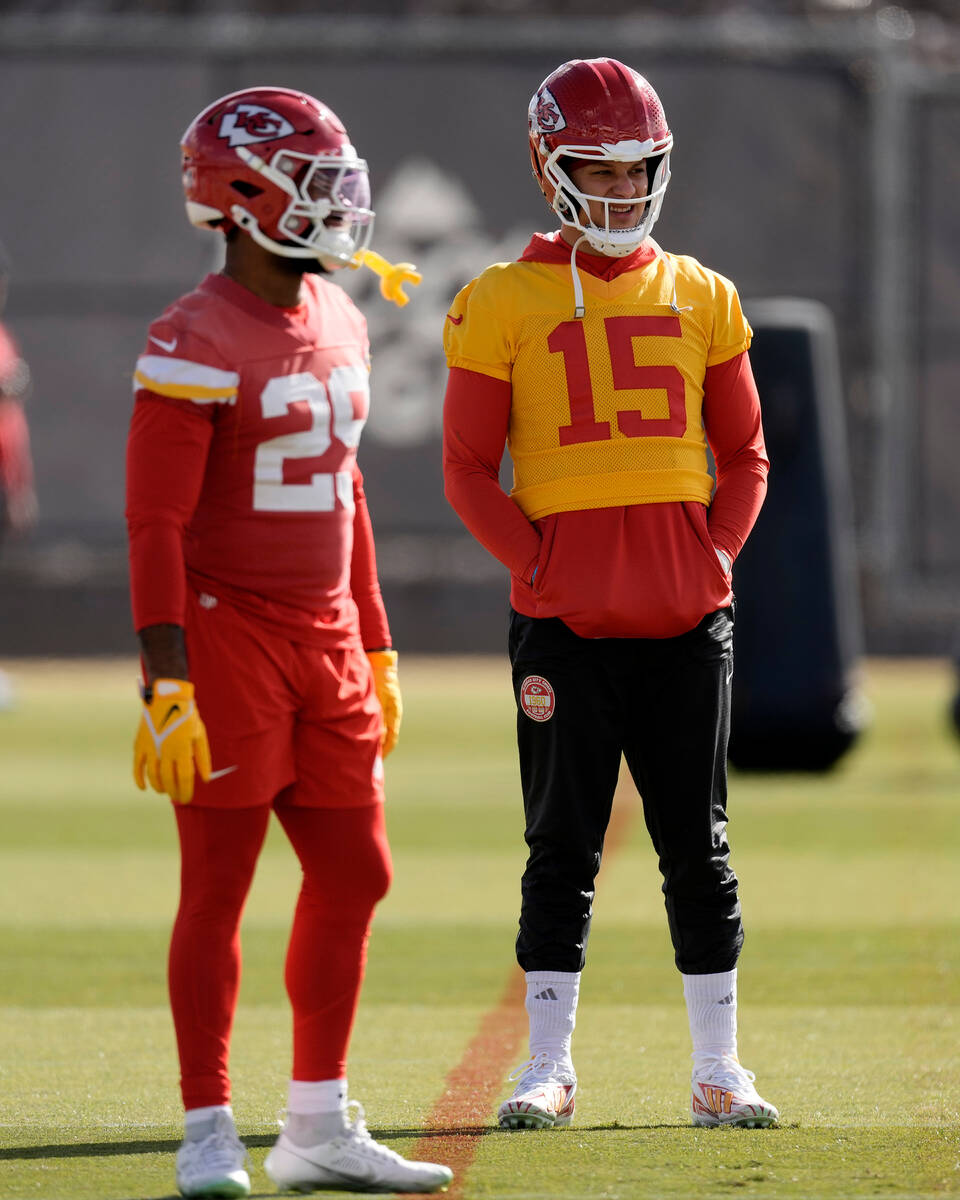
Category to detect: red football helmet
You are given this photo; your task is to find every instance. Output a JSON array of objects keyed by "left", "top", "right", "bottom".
[
  {"left": 181, "top": 86, "right": 374, "bottom": 268},
  {"left": 528, "top": 58, "right": 672, "bottom": 256}
]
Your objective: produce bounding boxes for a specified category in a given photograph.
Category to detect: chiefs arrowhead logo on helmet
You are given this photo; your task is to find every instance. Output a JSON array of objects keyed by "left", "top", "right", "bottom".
[
  {"left": 530, "top": 87, "right": 566, "bottom": 135},
  {"left": 218, "top": 104, "right": 295, "bottom": 148}
]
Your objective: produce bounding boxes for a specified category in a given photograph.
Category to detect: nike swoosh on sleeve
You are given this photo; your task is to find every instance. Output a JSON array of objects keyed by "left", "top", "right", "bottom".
[
  {"left": 446, "top": 313, "right": 464, "bottom": 325},
  {"left": 149, "top": 334, "right": 178, "bottom": 352}
]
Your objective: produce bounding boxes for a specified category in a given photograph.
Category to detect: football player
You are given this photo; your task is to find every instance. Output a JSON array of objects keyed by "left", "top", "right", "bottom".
[
  {"left": 0, "top": 242, "right": 36, "bottom": 543},
  {"left": 126, "top": 88, "right": 451, "bottom": 1197},
  {"left": 0, "top": 241, "right": 37, "bottom": 711},
  {"left": 442, "top": 59, "right": 778, "bottom": 1132}
]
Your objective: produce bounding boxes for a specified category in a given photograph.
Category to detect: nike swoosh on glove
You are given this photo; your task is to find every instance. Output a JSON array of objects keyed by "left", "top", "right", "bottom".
[
  {"left": 367, "top": 649, "right": 402, "bottom": 758},
  {"left": 133, "top": 678, "right": 212, "bottom": 804}
]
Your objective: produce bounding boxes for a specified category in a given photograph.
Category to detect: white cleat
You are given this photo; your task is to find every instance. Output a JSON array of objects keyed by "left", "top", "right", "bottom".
[
  {"left": 497, "top": 1053, "right": 577, "bottom": 1130},
  {"left": 690, "top": 1054, "right": 780, "bottom": 1128},
  {"left": 263, "top": 1101, "right": 453, "bottom": 1193},
  {"left": 175, "top": 1110, "right": 251, "bottom": 1198}
]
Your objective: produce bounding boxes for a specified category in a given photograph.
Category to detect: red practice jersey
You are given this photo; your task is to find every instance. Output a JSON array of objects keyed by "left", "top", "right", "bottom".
[
  {"left": 0, "top": 322, "right": 24, "bottom": 395},
  {"left": 0, "top": 321, "right": 33, "bottom": 501},
  {"left": 126, "top": 272, "right": 390, "bottom": 648}
]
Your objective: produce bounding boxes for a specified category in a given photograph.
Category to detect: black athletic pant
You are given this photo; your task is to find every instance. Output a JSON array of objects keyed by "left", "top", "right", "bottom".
[{"left": 509, "top": 606, "right": 743, "bottom": 976}]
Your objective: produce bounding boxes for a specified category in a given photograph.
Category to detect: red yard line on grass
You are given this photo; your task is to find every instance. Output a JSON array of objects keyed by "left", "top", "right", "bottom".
[{"left": 407, "top": 773, "right": 640, "bottom": 1198}]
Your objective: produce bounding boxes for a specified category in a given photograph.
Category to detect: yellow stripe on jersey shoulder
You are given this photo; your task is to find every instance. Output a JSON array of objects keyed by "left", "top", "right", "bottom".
[{"left": 133, "top": 355, "right": 239, "bottom": 405}]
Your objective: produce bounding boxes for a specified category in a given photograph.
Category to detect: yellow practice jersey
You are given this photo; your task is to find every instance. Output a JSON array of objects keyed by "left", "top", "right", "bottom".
[{"left": 444, "top": 248, "right": 752, "bottom": 521}]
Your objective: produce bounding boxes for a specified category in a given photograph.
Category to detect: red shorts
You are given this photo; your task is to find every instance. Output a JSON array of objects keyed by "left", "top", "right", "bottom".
[{"left": 184, "top": 589, "right": 384, "bottom": 809}]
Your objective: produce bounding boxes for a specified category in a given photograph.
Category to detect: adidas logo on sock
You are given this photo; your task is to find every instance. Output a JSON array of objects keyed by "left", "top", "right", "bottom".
[
  {"left": 534, "top": 987, "right": 559, "bottom": 1001},
  {"left": 718, "top": 992, "right": 735, "bottom": 1006}
]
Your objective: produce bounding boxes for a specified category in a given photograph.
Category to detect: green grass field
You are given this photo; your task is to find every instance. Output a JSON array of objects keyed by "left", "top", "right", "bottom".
[{"left": 0, "top": 655, "right": 958, "bottom": 1200}]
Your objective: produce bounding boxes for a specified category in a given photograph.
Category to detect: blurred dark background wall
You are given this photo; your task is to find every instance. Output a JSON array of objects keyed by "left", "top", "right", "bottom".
[{"left": 1, "top": 2, "right": 958, "bottom": 655}]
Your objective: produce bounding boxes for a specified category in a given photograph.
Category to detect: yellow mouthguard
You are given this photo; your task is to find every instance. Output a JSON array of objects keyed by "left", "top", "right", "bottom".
[{"left": 351, "top": 248, "right": 422, "bottom": 307}]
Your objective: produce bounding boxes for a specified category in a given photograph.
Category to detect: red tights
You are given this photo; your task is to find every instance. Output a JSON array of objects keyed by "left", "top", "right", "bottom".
[{"left": 169, "top": 801, "right": 392, "bottom": 1110}]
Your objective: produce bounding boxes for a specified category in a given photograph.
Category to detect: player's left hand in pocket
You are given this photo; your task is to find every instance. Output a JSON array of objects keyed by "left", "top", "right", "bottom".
[
  {"left": 367, "top": 649, "right": 402, "bottom": 758},
  {"left": 133, "top": 678, "right": 212, "bottom": 804}
]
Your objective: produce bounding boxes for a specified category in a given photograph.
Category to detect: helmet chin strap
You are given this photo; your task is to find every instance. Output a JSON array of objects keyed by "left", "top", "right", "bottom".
[
  {"left": 315, "top": 228, "right": 358, "bottom": 270},
  {"left": 646, "top": 238, "right": 692, "bottom": 315},
  {"left": 230, "top": 206, "right": 318, "bottom": 259},
  {"left": 569, "top": 235, "right": 588, "bottom": 320},
  {"left": 230, "top": 205, "right": 370, "bottom": 267},
  {"left": 567, "top": 234, "right": 691, "bottom": 321}
]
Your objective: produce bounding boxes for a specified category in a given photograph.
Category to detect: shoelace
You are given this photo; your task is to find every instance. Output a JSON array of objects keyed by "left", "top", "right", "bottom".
[
  {"left": 697, "top": 1056, "right": 756, "bottom": 1091},
  {"left": 338, "top": 1101, "right": 406, "bottom": 1163},
  {"left": 507, "top": 1051, "right": 573, "bottom": 1088},
  {"left": 184, "top": 1123, "right": 249, "bottom": 1171}
]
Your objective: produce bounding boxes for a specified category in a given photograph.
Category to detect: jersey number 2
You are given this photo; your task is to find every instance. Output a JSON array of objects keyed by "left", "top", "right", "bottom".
[
  {"left": 548, "top": 315, "right": 687, "bottom": 446},
  {"left": 253, "top": 366, "right": 368, "bottom": 513}
]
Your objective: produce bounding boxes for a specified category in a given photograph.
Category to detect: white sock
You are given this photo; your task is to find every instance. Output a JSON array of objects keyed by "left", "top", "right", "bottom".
[
  {"left": 285, "top": 1079, "right": 349, "bottom": 1146},
  {"left": 287, "top": 1078, "right": 348, "bottom": 1115},
  {"left": 525, "top": 970, "right": 580, "bottom": 1070},
  {"left": 184, "top": 1104, "right": 233, "bottom": 1141},
  {"left": 682, "top": 969, "right": 738, "bottom": 1064}
]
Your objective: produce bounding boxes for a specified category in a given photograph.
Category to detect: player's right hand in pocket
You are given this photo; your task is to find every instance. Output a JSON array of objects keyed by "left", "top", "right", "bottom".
[{"left": 133, "top": 678, "right": 212, "bottom": 804}]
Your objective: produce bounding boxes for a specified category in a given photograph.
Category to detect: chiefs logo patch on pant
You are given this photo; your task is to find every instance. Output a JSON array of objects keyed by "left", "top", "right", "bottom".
[{"left": 520, "top": 675, "right": 556, "bottom": 723}]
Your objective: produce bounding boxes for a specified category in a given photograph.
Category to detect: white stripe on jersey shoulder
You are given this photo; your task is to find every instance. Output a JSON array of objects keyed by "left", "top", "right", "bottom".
[{"left": 133, "top": 355, "right": 239, "bottom": 405}]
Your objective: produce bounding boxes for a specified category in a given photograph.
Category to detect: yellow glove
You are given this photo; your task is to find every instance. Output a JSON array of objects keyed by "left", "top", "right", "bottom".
[
  {"left": 133, "top": 678, "right": 212, "bottom": 804},
  {"left": 367, "top": 649, "right": 402, "bottom": 758}
]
